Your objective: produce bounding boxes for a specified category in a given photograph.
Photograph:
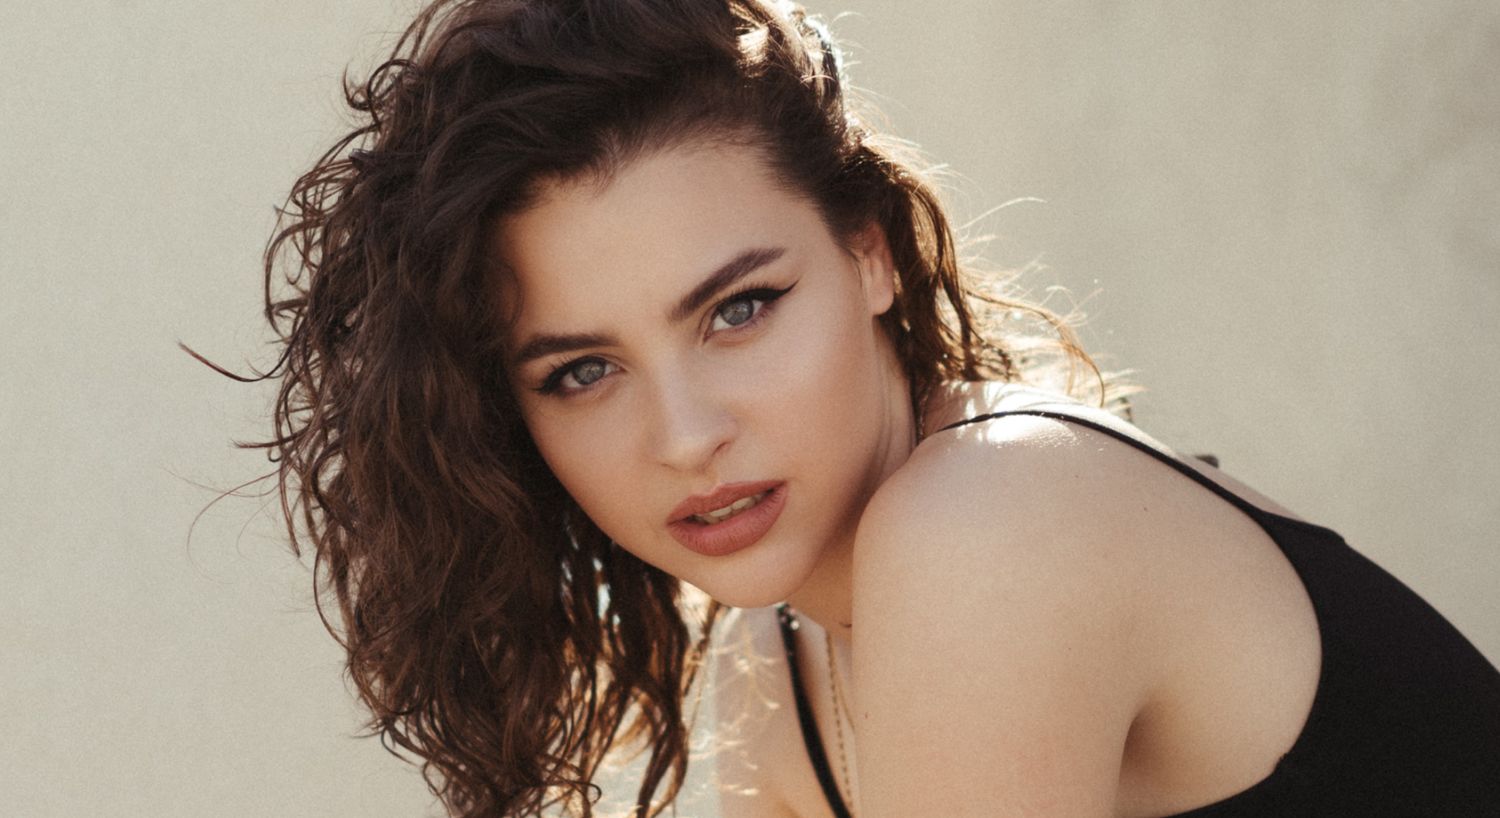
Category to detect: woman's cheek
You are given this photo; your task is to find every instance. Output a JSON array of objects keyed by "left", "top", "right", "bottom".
[
  {"left": 531, "top": 405, "right": 634, "bottom": 520},
  {"left": 756, "top": 301, "right": 862, "bottom": 434}
]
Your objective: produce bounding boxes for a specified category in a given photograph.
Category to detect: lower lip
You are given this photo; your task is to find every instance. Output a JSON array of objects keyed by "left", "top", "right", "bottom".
[{"left": 667, "top": 483, "right": 788, "bottom": 557}]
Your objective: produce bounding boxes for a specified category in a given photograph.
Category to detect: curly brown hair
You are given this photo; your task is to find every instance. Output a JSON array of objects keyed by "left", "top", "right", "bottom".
[{"left": 224, "top": 0, "right": 1110, "bottom": 815}]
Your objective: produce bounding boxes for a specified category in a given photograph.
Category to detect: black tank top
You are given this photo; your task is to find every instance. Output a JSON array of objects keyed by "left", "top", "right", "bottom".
[{"left": 777, "top": 409, "right": 1500, "bottom": 817}]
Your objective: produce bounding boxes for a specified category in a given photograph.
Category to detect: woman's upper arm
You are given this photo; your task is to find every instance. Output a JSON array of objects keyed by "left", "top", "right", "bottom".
[
  {"left": 719, "top": 782, "right": 798, "bottom": 818},
  {"left": 710, "top": 607, "right": 801, "bottom": 818},
  {"left": 850, "top": 418, "right": 1158, "bottom": 818}
]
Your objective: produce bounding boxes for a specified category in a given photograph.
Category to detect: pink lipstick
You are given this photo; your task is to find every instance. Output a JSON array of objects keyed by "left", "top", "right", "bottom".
[{"left": 666, "top": 480, "right": 787, "bottom": 557}]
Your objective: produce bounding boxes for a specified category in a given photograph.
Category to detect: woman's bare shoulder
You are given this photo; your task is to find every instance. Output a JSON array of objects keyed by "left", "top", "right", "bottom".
[
  {"left": 917, "top": 379, "right": 1304, "bottom": 520},
  {"left": 860, "top": 384, "right": 1278, "bottom": 579},
  {"left": 857, "top": 396, "right": 1167, "bottom": 597},
  {"left": 844, "top": 384, "right": 1329, "bottom": 814},
  {"left": 868, "top": 384, "right": 1131, "bottom": 539},
  {"left": 849, "top": 408, "right": 1170, "bottom": 814}
]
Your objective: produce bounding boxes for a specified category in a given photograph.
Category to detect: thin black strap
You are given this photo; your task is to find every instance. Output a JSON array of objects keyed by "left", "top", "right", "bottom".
[
  {"left": 936, "top": 409, "right": 1269, "bottom": 523},
  {"left": 775, "top": 604, "right": 854, "bottom": 818}
]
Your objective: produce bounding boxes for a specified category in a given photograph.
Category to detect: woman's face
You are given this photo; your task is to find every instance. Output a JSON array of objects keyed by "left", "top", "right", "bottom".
[{"left": 496, "top": 139, "right": 908, "bottom": 607}]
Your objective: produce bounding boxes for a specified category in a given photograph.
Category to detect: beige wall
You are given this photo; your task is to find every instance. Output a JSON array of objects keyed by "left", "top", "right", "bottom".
[
  {"left": 842, "top": 0, "right": 1500, "bottom": 669},
  {"left": 3, "top": 1, "right": 1494, "bottom": 815}
]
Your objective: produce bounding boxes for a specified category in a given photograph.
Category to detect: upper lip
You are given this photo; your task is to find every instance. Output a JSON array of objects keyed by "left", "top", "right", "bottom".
[{"left": 667, "top": 480, "right": 782, "bottom": 523}]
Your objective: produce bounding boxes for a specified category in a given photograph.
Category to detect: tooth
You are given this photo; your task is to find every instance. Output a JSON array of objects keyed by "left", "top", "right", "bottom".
[{"left": 692, "top": 490, "right": 768, "bottom": 525}]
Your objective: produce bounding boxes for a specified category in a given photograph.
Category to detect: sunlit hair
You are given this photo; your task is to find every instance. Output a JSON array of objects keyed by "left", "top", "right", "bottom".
[{"left": 233, "top": 0, "right": 1118, "bottom": 815}]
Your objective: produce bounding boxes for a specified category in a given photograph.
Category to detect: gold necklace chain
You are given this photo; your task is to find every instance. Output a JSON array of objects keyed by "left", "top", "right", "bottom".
[{"left": 823, "top": 630, "right": 856, "bottom": 815}]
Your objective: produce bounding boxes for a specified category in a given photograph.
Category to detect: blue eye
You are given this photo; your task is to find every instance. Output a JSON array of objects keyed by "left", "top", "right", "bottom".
[
  {"left": 538, "top": 356, "right": 615, "bottom": 395},
  {"left": 714, "top": 299, "right": 756, "bottom": 328},
  {"left": 709, "top": 285, "right": 793, "bottom": 333},
  {"left": 570, "top": 359, "right": 608, "bottom": 385}
]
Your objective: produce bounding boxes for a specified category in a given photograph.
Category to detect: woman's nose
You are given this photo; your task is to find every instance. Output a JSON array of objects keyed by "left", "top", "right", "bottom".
[{"left": 649, "top": 375, "right": 736, "bottom": 474}]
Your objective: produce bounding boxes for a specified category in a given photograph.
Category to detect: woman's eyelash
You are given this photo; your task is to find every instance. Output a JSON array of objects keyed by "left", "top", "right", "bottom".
[
  {"left": 708, "top": 282, "right": 795, "bottom": 331},
  {"left": 533, "top": 281, "right": 796, "bottom": 396},
  {"left": 536, "top": 357, "right": 608, "bottom": 395}
]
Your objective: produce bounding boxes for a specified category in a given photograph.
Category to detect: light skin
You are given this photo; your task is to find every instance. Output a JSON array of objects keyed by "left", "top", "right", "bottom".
[
  {"left": 497, "top": 138, "right": 912, "bottom": 627},
  {"left": 709, "top": 397, "right": 1320, "bottom": 818},
  {"left": 496, "top": 138, "right": 1324, "bottom": 818}
]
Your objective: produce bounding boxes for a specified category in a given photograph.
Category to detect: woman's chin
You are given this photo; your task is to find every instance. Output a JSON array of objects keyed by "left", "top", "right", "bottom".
[
  {"left": 703, "top": 585, "right": 787, "bottom": 610},
  {"left": 697, "top": 573, "right": 806, "bottom": 610}
]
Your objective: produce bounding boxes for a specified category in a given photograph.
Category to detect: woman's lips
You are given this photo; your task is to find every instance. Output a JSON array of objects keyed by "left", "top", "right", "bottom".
[{"left": 666, "top": 482, "right": 787, "bottom": 557}]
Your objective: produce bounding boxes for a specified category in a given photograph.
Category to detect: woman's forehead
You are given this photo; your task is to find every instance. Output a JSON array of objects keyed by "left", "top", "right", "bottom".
[{"left": 494, "top": 141, "right": 819, "bottom": 331}]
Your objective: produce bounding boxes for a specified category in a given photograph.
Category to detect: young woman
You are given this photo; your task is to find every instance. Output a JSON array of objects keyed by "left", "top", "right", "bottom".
[{"left": 243, "top": 0, "right": 1500, "bottom": 816}]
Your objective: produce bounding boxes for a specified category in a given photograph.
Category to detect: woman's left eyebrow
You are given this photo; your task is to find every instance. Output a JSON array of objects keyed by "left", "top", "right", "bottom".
[{"left": 667, "top": 246, "right": 786, "bottom": 323}]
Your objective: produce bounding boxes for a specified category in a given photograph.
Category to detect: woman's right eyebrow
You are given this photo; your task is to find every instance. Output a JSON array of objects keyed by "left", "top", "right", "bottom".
[
  {"left": 510, "top": 246, "right": 787, "bottom": 368},
  {"left": 666, "top": 246, "right": 786, "bottom": 323}
]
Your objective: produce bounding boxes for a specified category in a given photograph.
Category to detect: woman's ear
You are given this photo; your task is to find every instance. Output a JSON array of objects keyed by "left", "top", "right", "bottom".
[{"left": 849, "top": 221, "right": 896, "bottom": 316}]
